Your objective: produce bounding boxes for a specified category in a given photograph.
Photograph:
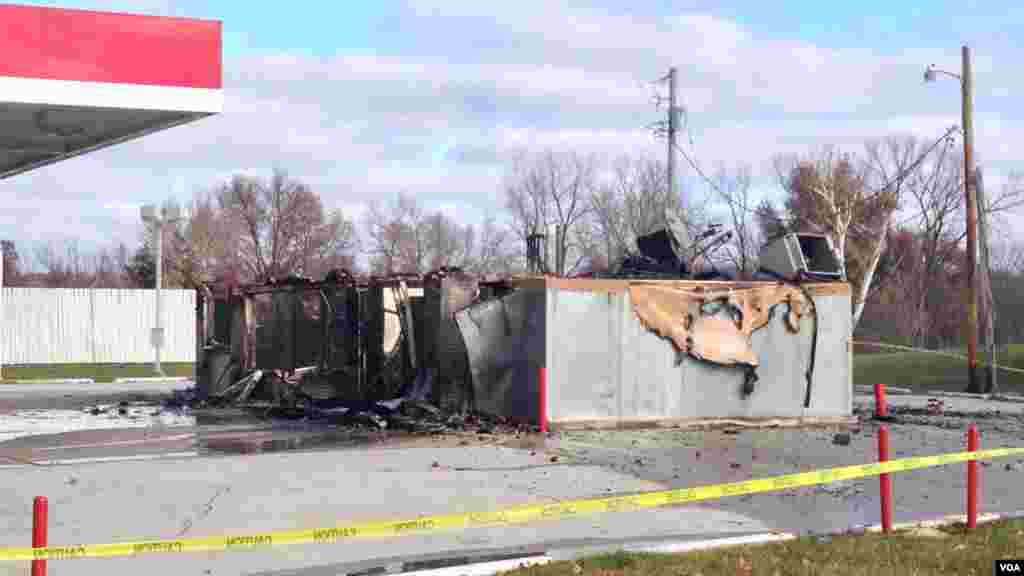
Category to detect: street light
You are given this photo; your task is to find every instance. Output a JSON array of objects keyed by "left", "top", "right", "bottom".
[
  {"left": 140, "top": 203, "right": 182, "bottom": 377},
  {"left": 924, "top": 46, "right": 981, "bottom": 393}
]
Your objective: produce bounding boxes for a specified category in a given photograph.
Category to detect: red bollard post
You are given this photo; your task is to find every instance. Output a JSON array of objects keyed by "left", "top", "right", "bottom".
[
  {"left": 538, "top": 367, "right": 548, "bottom": 434},
  {"left": 967, "top": 424, "right": 979, "bottom": 529},
  {"left": 32, "top": 496, "right": 47, "bottom": 576},
  {"left": 878, "top": 425, "right": 892, "bottom": 533},
  {"left": 874, "top": 383, "right": 888, "bottom": 418}
]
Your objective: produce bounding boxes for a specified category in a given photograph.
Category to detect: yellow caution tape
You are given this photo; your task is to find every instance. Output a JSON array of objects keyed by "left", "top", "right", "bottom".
[{"left": 3, "top": 445, "right": 1023, "bottom": 562}]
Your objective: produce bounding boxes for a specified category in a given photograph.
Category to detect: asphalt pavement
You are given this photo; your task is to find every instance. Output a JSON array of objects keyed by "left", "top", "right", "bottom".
[
  {"left": 0, "top": 444, "right": 769, "bottom": 576},
  {"left": 0, "top": 391, "right": 1020, "bottom": 575}
]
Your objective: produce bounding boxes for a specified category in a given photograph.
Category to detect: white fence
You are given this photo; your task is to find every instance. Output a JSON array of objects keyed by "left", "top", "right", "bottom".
[{"left": 1, "top": 288, "right": 196, "bottom": 365}]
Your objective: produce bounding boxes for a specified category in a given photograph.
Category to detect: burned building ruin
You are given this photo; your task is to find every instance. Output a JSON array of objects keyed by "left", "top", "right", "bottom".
[{"left": 194, "top": 227, "right": 852, "bottom": 429}]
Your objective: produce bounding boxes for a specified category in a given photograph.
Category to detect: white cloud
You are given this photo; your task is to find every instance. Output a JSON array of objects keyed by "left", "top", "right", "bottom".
[
  {"left": 3, "top": 5, "right": 1024, "bottom": 253},
  {"left": 102, "top": 202, "right": 144, "bottom": 227}
]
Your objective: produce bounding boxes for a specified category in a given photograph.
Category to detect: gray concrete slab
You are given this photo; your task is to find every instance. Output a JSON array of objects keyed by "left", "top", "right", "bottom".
[
  {"left": 551, "top": 415, "right": 1024, "bottom": 539},
  {"left": 0, "top": 381, "right": 190, "bottom": 399},
  {"left": 0, "top": 445, "right": 768, "bottom": 576}
]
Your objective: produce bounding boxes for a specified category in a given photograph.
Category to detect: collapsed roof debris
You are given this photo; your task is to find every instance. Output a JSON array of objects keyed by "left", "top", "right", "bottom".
[{"left": 179, "top": 362, "right": 535, "bottom": 435}]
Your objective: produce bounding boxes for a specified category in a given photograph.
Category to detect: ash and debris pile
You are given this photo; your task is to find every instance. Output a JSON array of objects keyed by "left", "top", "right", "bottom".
[{"left": 165, "top": 367, "right": 537, "bottom": 436}]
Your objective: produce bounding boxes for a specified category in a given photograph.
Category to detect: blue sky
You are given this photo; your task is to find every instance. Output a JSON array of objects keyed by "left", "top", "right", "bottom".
[{"left": 3, "top": 0, "right": 1024, "bottom": 263}]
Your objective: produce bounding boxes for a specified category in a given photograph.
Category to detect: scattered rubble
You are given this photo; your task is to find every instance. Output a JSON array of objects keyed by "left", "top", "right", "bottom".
[
  {"left": 816, "top": 480, "right": 865, "bottom": 498},
  {"left": 832, "top": 433, "right": 851, "bottom": 446},
  {"left": 904, "top": 526, "right": 949, "bottom": 539},
  {"left": 0, "top": 406, "right": 195, "bottom": 444},
  {"left": 85, "top": 400, "right": 173, "bottom": 420},
  {"left": 153, "top": 368, "right": 537, "bottom": 438},
  {"left": 853, "top": 401, "right": 1024, "bottom": 434},
  {"left": 164, "top": 387, "right": 202, "bottom": 409}
]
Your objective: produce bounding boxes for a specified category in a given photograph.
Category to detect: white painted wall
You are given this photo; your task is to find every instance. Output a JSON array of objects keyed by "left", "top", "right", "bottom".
[{"left": 1, "top": 288, "right": 196, "bottom": 365}]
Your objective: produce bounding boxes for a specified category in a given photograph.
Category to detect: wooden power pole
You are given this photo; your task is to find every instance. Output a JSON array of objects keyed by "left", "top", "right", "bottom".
[
  {"left": 962, "top": 45, "right": 981, "bottom": 394},
  {"left": 976, "top": 166, "right": 997, "bottom": 393}
]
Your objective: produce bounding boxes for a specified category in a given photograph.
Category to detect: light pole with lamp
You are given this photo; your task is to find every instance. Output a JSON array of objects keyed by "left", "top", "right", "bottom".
[
  {"left": 924, "top": 45, "right": 981, "bottom": 393},
  {"left": 140, "top": 203, "right": 182, "bottom": 377}
]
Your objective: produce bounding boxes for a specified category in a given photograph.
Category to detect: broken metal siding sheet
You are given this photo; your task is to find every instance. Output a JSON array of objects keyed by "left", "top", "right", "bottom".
[
  {"left": 436, "top": 277, "right": 477, "bottom": 411},
  {"left": 628, "top": 283, "right": 808, "bottom": 368},
  {"left": 2, "top": 288, "right": 196, "bottom": 365},
  {"left": 455, "top": 288, "right": 545, "bottom": 422}
]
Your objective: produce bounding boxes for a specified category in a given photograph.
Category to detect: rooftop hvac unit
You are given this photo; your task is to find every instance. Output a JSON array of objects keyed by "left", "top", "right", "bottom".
[{"left": 758, "top": 233, "right": 843, "bottom": 281}]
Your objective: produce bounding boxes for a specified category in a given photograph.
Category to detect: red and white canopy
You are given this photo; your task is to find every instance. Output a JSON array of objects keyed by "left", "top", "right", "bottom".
[{"left": 0, "top": 4, "right": 223, "bottom": 178}]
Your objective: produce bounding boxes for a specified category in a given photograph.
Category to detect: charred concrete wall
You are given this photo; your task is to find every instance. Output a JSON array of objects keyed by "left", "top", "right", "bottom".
[
  {"left": 540, "top": 280, "right": 852, "bottom": 424},
  {"left": 456, "top": 287, "right": 546, "bottom": 423}
]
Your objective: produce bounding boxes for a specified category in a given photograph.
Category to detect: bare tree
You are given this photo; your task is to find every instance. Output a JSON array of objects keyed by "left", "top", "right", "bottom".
[
  {"left": 466, "top": 214, "right": 517, "bottom": 276},
  {"left": 424, "top": 211, "right": 474, "bottom": 270},
  {"left": 88, "top": 245, "right": 130, "bottom": 288},
  {"left": 216, "top": 169, "right": 356, "bottom": 282},
  {"left": 870, "top": 136, "right": 1024, "bottom": 346},
  {"left": 869, "top": 137, "right": 961, "bottom": 345},
  {"left": 34, "top": 238, "right": 90, "bottom": 287},
  {"left": 161, "top": 192, "right": 239, "bottom": 288},
  {"left": 981, "top": 172, "right": 1024, "bottom": 240},
  {"left": 990, "top": 240, "right": 1024, "bottom": 275},
  {"left": 504, "top": 150, "right": 597, "bottom": 276},
  {"left": 364, "top": 192, "right": 429, "bottom": 274},
  {"left": 1, "top": 239, "right": 20, "bottom": 286},
  {"left": 588, "top": 155, "right": 698, "bottom": 263},
  {"left": 774, "top": 145, "right": 900, "bottom": 328},
  {"left": 363, "top": 193, "right": 485, "bottom": 274},
  {"left": 297, "top": 205, "right": 358, "bottom": 280},
  {"left": 711, "top": 164, "right": 760, "bottom": 278}
]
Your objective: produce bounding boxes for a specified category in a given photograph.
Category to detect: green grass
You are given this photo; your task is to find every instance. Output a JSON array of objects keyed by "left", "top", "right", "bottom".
[
  {"left": 0, "top": 363, "right": 195, "bottom": 383},
  {"left": 505, "top": 518, "right": 1024, "bottom": 576},
  {"left": 854, "top": 344, "right": 1024, "bottom": 394}
]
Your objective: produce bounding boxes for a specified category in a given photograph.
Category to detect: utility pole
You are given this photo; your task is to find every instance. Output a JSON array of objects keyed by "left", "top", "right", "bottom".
[
  {"left": 667, "top": 67, "right": 678, "bottom": 202},
  {"left": 649, "top": 67, "right": 691, "bottom": 258},
  {"left": 976, "top": 166, "right": 996, "bottom": 393},
  {"left": 962, "top": 45, "right": 981, "bottom": 394}
]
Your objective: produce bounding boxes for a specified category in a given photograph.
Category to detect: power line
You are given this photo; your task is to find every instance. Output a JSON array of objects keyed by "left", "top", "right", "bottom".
[{"left": 671, "top": 125, "right": 963, "bottom": 225}]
